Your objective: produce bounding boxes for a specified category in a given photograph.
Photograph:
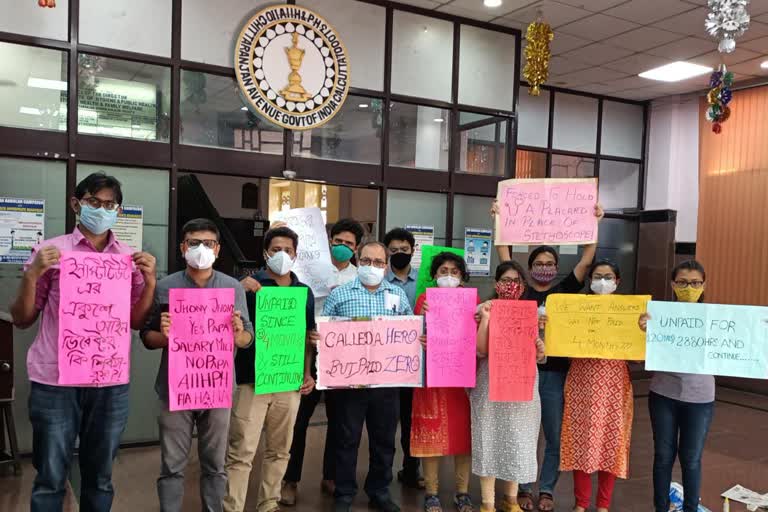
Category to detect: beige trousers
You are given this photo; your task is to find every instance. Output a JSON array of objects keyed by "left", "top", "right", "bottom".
[
  {"left": 422, "top": 454, "right": 471, "bottom": 496},
  {"left": 479, "top": 476, "right": 518, "bottom": 509},
  {"left": 223, "top": 384, "right": 301, "bottom": 512}
]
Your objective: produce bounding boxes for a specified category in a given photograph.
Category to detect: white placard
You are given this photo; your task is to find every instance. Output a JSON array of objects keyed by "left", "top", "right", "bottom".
[
  {"left": 113, "top": 205, "right": 143, "bottom": 251},
  {"left": 0, "top": 197, "right": 45, "bottom": 264},
  {"left": 405, "top": 225, "right": 434, "bottom": 269}
]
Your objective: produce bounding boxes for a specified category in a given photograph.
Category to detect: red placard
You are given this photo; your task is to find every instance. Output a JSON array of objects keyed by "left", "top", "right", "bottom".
[{"left": 488, "top": 300, "right": 538, "bottom": 402}]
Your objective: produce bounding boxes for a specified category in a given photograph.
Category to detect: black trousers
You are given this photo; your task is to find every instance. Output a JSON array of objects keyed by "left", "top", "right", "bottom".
[
  {"left": 283, "top": 387, "right": 336, "bottom": 483},
  {"left": 399, "top": 387, "right": 419, "bottom": 477},
  {"left": 334, "top": 388, "right": 399, "bottom": 503}
]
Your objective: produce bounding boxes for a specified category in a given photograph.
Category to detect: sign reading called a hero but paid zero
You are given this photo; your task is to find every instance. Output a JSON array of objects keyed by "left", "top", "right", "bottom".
[
  {"left": 234, "top": 5, "right": 350, "bottom": 131},
  {"left": 495, "top": 178, "right": 599, "bottom": 246},
  {"left": 317, "top": 317, "right": 424, "bottom": 388}
]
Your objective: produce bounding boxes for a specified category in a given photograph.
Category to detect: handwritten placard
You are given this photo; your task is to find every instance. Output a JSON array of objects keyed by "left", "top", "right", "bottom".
[
  {"left": 167, "top": 288, "right": 234, "bottom": 411},
  {"left": 57, "top": 251, "right": 132, "bottom": 385},
  {"left": 645, "top": 301, "right": 768, "bottom": 379},
  {"left": 415, "top": 245, "right": 466, "bottom": 299},
  {"left": 425, "top": 287, "right": 478, "bottom": 388},
  {"left": 273, "top": 207, "right": 334, "bottom": 298},
  {"left": 254, "top": 286, "right": 308, "bottom": 394},
  {"left": 488, "top": 300, "right": 538, "bottom": 402},
  {"left": 494, "top": 178, "right": 598, "bottom": 246},
  {"left": 317, "top": 317, "right": 424, "bottom": 388},
  {"left": 544, "top": 294, "right": 651, "bottom": 360}
]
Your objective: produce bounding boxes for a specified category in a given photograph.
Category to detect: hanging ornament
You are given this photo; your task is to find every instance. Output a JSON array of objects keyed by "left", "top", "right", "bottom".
[
  {"left": 705, "top": 64, "right": 734, "bottom": 134},
  {"left": 37, "top": 0, "right": 55, "bottom": 6},
  {"left": 705, "top": 0, "right": 750, "bottom": 53},
  {"left": 523, "top": 12, "right": 554, "bottom": 96}
]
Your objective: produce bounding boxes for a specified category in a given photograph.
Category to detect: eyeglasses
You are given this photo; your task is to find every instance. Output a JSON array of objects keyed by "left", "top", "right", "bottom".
[
  {"left": 532, "top": 262, "right": 556, "bottom": 269},
  {"left": 80, "top": 197, "right": 120, "bottom": 211},
  {"left": 592, "top": 274, "right": 616, "bottom": 281},
  {"left": 674, "top": 280, "right": 704, "bottom": 289},
  {"left": 185, "top": 238, "right": 219, "bottom": 249},
  {"left": 499, "top": 277, "right": 523, "bottom": 285},
  {"left": 359, "top": 257, "right": 388, "bottom": 269}
]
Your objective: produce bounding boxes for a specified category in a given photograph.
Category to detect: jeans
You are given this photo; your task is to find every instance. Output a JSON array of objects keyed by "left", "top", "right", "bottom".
[
  {"left": 28, "top": 382, "right": 130, "bottom": 512},
  {"left": 519, "top": 370, "right": 565, "bottom": 496},
  {"left": 399, "top": 387, "right": 419, "bottom": 477},
  {"left": 334, "top": 388, "right": 399, "bottom": 504},
  {"left": 283, "top": 387, "right": 336, "bottom": 483},
  {"left": 157, "top": 404, "right": 229, "bottom": 512},
  {"left": 649, "top": 391, "right": 714, "bottom": 512}
]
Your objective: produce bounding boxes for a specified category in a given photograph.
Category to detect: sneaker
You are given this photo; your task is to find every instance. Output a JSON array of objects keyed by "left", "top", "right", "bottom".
[
  {"left": 425, "top": 495, "right": 443, "bottom": 512},
  {"left": 279, "top": 481, "right": 297, "bottom": 507},
  {"left": 321, "top": 479, "right": 336, "bottom": 496},
  {"left": 369, "top": 496, "right": 401, "bottom": 512},
  {"left": 454, "top": 493, "right": 475, "bottom": 512}
]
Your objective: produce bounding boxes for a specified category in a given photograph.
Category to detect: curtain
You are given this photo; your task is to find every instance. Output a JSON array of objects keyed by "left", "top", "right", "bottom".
[{"left": 697, "top": 85, "right": 768, "bottom": 305}]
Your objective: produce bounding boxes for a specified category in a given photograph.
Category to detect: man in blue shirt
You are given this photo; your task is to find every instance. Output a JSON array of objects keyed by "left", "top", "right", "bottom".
[
  {"left": 323, "top": 241, "right": 412, "bottom": 512},
  {"left": 383, "top": 227, "right": 422, "bottom": 490}
]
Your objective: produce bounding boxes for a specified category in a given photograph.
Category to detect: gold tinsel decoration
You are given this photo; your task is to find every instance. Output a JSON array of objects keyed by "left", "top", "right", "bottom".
[{"left": 523, "top": 18, "right": 554, "bottom": 96}]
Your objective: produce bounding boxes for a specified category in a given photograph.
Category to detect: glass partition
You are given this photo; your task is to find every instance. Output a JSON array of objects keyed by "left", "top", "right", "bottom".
[
  {"left": 458, "top": 112, "right": 507, "bottom": 176},
  {"left": 389, "top": 103, "right": 450, "bottom": 171}
]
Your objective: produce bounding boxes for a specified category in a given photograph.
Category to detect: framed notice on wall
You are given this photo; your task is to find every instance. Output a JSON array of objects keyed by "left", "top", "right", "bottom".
[{"left": 0, "top": 197, "right": 45, "bottom": 264}]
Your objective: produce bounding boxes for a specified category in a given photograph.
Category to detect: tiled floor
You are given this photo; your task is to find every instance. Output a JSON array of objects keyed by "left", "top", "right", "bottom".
[{"left": 1, "top": 384, "right": 767, "bottom": 511}]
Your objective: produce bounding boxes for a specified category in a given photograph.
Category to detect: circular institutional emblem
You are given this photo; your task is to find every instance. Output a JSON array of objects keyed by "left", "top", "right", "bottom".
[{"left": 234, "top": 5, "right": 351, "bottom": 131}]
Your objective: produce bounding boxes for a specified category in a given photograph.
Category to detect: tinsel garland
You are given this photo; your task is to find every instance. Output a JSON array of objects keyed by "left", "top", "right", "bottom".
[
  {"left": 523, "top": 20, "right": 554, "bottom": 96},
  {"left": 706, "top": 64, "right": 734, "bottom": 134}
]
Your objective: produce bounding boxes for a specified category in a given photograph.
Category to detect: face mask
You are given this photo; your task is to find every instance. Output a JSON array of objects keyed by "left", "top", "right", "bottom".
[
  {"left": 436, "top": 276, "right": 461, "bottom": 288},
  {"left": 390, "top": 252, "right": 412, "bottom": 271},
  {"left": 530, "top": 268, "right": 557, "bottom": 284},
  {"left": 185, "top": 244, "right": 216, "bottom": 270},
  {"left": 358, "top": 265, "right": 385, "bottom": 286},
  {"left": 266, "top": 250, "right": 294, "bottom": 276},
  {"left": 79, "top": 204, "right": 118, "bottom": 235},
  {"left": 590, "top": 278, "right": 617, "bottom": 295},
  {"left": 331, "top": 244, "right": 354, "bottom": 263},
  {"left": 496, "top": 281, "right": 524, "bottom": 300},
  {"left": 674, "top": 286, "right": 704, "bottom": 303}
]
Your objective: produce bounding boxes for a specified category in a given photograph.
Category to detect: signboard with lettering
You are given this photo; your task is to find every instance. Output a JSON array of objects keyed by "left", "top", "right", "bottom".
[
  {"left": 234, "top": 5, "right": 351, "bottom": 131},
  {"left": 494, "top": 178, "right": 598, "bottom": 246},
  {"left": 544, "top": 294, "right": 651, "bottom": 360},
  {"left": 425, "top": 287, "right": 477, "bottom": 388},
  {"left": 0, "top": 197, "right": 45, "bottom": 264},
  {"left": 57, "top": 251, "right": 132, "bottom": 385},
  {"left": 317, "top": 316, "right": 424, "bottom": 389},
  {"left": 645, "top": 301, "right": 768, "bottom": 379},
  {"left": 168, "top": 288, "right": 235, "bottom": 411},
  {"left": 488, "top": 300, "right": 538, "bottom": 402}
]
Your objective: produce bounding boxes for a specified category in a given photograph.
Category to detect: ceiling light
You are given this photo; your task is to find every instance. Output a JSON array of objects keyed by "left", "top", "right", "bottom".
[
  {"left": 27, "top": 77, "right": 67, "bottom": 90},
  {"left": 19, "top": 107, "right": 41, "bottom": 115},
  {"left": 358, "top": 103, "right": 369, "bottom": 108},
  {"left": 433, "top": 118, "right": 444, "bottom": 123},
  {"left": 761, "top": 60, "right": 768, "bottom": 69},
  {"left": 638, "top": 61, "right": 712, "bottom": 82},
  {"left": 484, "top": 0, "right": 502, "bottom": 7},
  {"left": 240, "top": 106, "right": 248, "bottom": 111}
]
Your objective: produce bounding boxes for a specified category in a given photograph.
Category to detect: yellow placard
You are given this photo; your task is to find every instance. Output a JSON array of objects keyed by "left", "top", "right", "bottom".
[{"left": 544, "top": 294, "right": 651, "bottom": 360}]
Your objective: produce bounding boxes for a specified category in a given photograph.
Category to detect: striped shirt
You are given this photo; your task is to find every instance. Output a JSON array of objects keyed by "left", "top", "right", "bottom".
[{"left": 322, "top": 277, "right": 413, "bottom": 318}]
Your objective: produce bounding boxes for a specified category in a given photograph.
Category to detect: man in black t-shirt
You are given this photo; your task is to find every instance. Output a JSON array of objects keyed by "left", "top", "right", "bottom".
[{"left": 493, "top": 202, "right": 603, "bottom": 512}]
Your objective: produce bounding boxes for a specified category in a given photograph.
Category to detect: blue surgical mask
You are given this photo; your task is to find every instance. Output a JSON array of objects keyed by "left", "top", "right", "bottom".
[{"left": 79, "top": 204, "right": 118, "bottom": 235}]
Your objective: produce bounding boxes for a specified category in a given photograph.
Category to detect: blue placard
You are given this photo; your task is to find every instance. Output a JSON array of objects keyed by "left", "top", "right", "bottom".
[{"left": 645, "top": 300, "right": 768, "bottom": 379}]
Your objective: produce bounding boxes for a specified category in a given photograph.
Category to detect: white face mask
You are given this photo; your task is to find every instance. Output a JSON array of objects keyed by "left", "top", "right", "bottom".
[
  {"left": 358, "top": 265, "right": 385, "bottom": 286},
  {"left": 590, "top": 278, "right": 617, "bottom": 295},
  {"left": 436, "top": 276, "right": 461, "bottom": 288},
  {"left": 266, "top": 250, "right": 294, "bottom": 276},
  {"left": 185, "top": 244, "right": 216, "bottom": 270}
]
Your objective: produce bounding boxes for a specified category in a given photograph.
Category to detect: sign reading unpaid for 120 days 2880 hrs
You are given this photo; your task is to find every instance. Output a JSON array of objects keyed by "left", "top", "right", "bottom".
[{"left": 494, "top": 178, "right": 599, "bottom": 246}]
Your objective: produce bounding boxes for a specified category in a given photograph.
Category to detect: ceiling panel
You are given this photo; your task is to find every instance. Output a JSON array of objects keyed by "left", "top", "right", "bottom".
[
  {"left": 435, "top": 3, "right": 496, "bottom": 21},
  {"left": 444, "top": 0, "right": 538, "bottom": 17},
  {"left": 568, "top": 82, "right": 620, "bottom": 94},
  {"left": 554, "top": 0, "right": 629, "bottom": 11},
  {"left": 740, "top": 35, "right": 768, "bottom": 52},
  {"left": 652, "top": 8, "right": 709, "bottom": 36},
  {"left": 550, "top": 32, "right": 593, "bottom": 54},
  {"left": 548, "top": 55, "right": 592, "bottom": 75},
  {"left": 503, "top": 1, "right": 593, "bottom": 28},
  {"left": 607, "top": 26, "right": 685, "bottom": 52},
  {"left": 727, "top": 57, "right": 768, "bottom": 77},
  {"left": 645, "top": 37, "right": 714, "bottom": 60},
  {"left": 553, "top": 66, "right": 628, "bottom": 85},
  {"left": 689, "top": 48, "right": 763, "bottom": 68},
  {"left": 558, "top": 13, "right": 641, "bottom": 41},
  {"left": 601, "top": 75, "right": 657, "bottom": 91},
  {"left": 605, "top": 0, "right": 695, "bottom": 25},
  {"left": 561, "top": 42, "right": 635, "bottom": 65},
  {"left": 603, "top": 52, "right": 674, "bottom": 74},
  {"left": 740, "top": 21, "right": 768, "bottom": 42},
  {"left": 393, "top": 0, "right": 444, "bottom": 8}
]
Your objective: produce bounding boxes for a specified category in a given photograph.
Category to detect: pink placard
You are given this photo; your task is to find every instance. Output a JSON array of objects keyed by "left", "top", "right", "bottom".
[
  {"left": 425, "top": 288, "right": 478, "bottom": 388},
  {"left": 168, "top": 288, "right": 235, "bottom": 411},
  {"left": 495, "top": 178, "right": 598, "bottom": 246},
  {"left": 58, "top": 251, "right": 132, "bottom": 385},
  {"left": 317, "top": 317, "right": 423, "bottom": 388},
  {"left": 488, "top": 300, "right": 538, "bottom": 402}
]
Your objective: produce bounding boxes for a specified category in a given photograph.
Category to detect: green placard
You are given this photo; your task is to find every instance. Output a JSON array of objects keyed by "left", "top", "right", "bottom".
[
  {"left": 254, "top": 286, "right": 308, "bottom": 394},
  {"left": 415, "top": 245, "right": 466, "bottom": 299}
]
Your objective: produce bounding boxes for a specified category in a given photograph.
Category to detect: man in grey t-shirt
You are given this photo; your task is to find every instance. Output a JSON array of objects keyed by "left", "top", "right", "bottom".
[{"left": 141, "top": 218, "right": 253, "bottom": 512}]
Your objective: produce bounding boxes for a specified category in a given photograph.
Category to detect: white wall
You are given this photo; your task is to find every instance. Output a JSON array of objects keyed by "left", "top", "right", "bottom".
[{"left": 645, "top": 95, "right": 700, "bottom": 242}]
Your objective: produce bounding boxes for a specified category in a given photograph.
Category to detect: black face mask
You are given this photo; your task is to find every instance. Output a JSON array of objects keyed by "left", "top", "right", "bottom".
[{"left": 390, "top": 252, "right": 412, "bottom": 270}]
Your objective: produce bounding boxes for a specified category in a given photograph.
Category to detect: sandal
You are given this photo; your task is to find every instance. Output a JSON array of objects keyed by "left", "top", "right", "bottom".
[
  {"left": 454, "top": 493, "right": 475, "bottom": 512},
  {"left": 517, "top": 491, "right": 535, "bottom": 512},
  {"left": 538, "top": 493, "right": 555, "bottom": 512},
  {"left": 425, "top": 495, "right": 443, "bottom": 512}
]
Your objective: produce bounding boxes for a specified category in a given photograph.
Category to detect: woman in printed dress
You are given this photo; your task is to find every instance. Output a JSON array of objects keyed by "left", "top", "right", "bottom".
[
  {"left": 412, "top": 252, "right": 475, "bottom": 512},
  {"left": 559, "top": 260, "right": 634, "bottom": 512},
  {"left": 472, "top": 261, "right": 545, "bottom": 512}
]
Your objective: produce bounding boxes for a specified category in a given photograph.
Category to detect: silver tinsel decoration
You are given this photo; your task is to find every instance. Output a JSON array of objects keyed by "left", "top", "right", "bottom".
[{"left": 705, "top": 0, "right": 751, "bottom": 53}]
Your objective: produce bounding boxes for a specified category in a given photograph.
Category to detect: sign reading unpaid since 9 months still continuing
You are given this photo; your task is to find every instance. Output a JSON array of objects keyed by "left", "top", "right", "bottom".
[{"left": 234, "top": 5, "right": 351, "bottom": 131}]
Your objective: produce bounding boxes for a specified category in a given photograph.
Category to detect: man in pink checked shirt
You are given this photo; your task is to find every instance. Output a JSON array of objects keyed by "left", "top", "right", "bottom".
[{"left": 10, "top": 171, "right": 157, "bottom": 512}]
